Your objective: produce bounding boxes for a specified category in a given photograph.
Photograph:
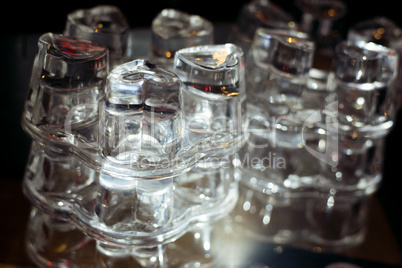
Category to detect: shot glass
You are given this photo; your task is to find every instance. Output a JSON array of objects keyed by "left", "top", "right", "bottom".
[
  {"left": 151, "top": 9, "right": 214, "bottom": 70},
  {"left": 228, "top": 0, "right": 298, "bottom": 53},
  {"left": 327, "top": 40, "right": 399, "bottom": 135},
  {"left": 347, "top": 17, "right": 402, "bottom": 107},
  {"left": 64, "top": 5, "right": 129, "bottom": 67},
  {"left": 21, "top": 32, "right": 108, "bottom": 152},
  {"left": 95, "top": 60, "right": 182, "bottom": 236},
  {"left": 246, "top": 28, "right": 315, "bottom": 117},
  {"left": 99, "top": 59, "right": 183, "bottom": 167},
  {"left": 174, "top": 43, "right": 246, "bottom": 157}
]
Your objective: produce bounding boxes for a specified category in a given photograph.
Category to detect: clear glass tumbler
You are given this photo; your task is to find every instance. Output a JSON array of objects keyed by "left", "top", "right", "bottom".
[
  {"left": 327, "top": 40, "right": 399, "bottom": 135},
  {"left": 228, "top": 0, "right": 298, "bottom": 53},
  {"left": 246, "top": 28, "right": 315, "bottom": 117},
  {"left": 174, "top": 43, "right": 246, "bottom": 157}
]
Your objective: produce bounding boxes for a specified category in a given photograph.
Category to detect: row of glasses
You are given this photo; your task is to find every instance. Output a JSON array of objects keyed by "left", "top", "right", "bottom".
[
  {"left": 21, "top": 5, "right": 247, "bottom": 266},
  {"left": 233, "top": 26, "right": 398, "bottom": 250}
]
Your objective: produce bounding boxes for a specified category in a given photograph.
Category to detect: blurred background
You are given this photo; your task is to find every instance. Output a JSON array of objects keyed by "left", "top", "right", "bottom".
[{"left": 2, "top": 0, "right": 400, "bottom": 35}]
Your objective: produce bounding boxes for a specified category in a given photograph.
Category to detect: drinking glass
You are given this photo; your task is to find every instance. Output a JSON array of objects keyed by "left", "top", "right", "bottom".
[
  {"left": 21, "top": 33, "right": 108, "bottom": 152},
  {"left": 347, "top": 17, "right": 402, "bottom": 107},
  {"left": 327, "top": 40, "right": 398, "bottom": 135},
  {"left": 174, "top": 43, "right": 246, "bottom": 156},
  {"left": 64, "top": 5, "right": 129, "bottom": 67},
  {"left": 99, "top": 59, "right": 183, "bottom": 167}
]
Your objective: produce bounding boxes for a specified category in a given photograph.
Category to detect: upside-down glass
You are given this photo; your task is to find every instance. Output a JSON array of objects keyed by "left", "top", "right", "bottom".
[
  {"left": 151, "top": 9, "right": 214, "bottom": 70},
  {"left": 64, "top": 5, "right": 129, "bottom": 67},
  {"left": 327, "top": 40, "right": 399, "bottom": 135}
]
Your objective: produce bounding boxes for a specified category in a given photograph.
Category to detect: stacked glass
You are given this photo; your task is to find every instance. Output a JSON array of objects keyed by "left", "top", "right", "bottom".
[
  {"left": 234, "top": 27, "right": 398, "bottom": 250},
  {"left": 228, "top": 0, "right": 298, "bottom": 53},
  {"left": 64, "top": 5, "right": 130, "bottom": 68},
  {"left": 347, "top": 17, "right": 402, "bottom": 107},
  {"left": 21, "top": 7, "right": 246, "bottom": 267}
]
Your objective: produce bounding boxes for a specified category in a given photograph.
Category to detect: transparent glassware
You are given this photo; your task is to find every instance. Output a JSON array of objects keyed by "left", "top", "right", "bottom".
[
  {"left": 64, "top": 5, "right": 129, "bottom": 68},
  {"left": 94, "top": 222, "right": 223, "bottom": 267},
  {"left": 151, "top": 9, "right": 214, "bottom": 71},
  {"left": 235, "top": 25, "right": 388, "bottom": 250},
  {"left": 232, "top": 180, "right": 371, "bottom": 251},
  {"left": 347, "top": 17, "right": 402, "bottom": 107},
  {"left": 21, "top": 58, "right": 233, "bottom": 247},
  {"left": 21, "top": 32, "right": 108, "bottom": 164},
  {"left": 297, "top": 0, "right": 346, "bottom": 69},
  {"left": 245, "top": 28, "right": 316, "bottom": 117},
  {"left": 25, "top": 207, "right": 96, "bottom": 268},
  {"left": 174, "top": 43, "right": 246, "bottom": 157},
  {"left": 233, "top": 116, "right": 382, "bottom": 250},
  {"left": 297, "top": 0, "right": 346, "bottom": 40},
  {"left": 239, "top": 28, "right": 317, "bottom": 192},
  {"left": 23, "top": 142, "right": 98, "bottom": 218},
  {"left": 25, "top": 205, "right": 233, "bottom": 268},
  {"left": 228, "top": 0, "right": 298, "bottom": 53},
  {"left": 317, "top": 129, "right": 384, "bottom": 194},
  {"left": 99, "top": 59, "right": 183, "bottom": 170},
  {"left": 80, "top": 60, "right": 180, "bottom": 245},
  {"left": 326, "top": 40, "right": 399, "bottom": 135}
]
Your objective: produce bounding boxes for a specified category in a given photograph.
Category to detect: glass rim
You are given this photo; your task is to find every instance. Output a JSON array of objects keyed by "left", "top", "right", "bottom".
[
  {"left": 39, "top": 32, "right": 109, "bottom": 61},
  {"left": 253, "top": 27, "right": 315, "bottom": 52},
  {"left": 174, "top": 43, "right": 244, "bottom": 70},
  {"left": 336, "top": 40, "right": 398, "bottom": 60}
]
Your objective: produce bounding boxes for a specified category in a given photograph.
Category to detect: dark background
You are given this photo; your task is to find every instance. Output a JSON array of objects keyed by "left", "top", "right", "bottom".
[
  {"left": 1, "top": 0, "right": 401, "bottom": 261},
  {"left": 2, "top": 0, "right": 401, "bottom": 35}
]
